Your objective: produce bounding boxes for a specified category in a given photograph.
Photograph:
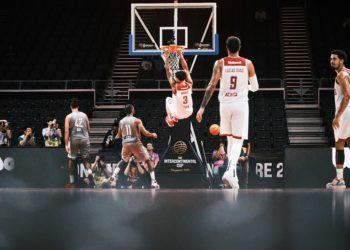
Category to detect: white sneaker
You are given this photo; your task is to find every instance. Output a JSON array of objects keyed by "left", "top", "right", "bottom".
[
  {"left": 222, "top": 171, "right": 239, "bottom": 189},
  {"left": 326, "top": 178, "right": 346, "bottom": 189},
  {"left": 151, "top": 180, "right": 160, "bottom": 189}
]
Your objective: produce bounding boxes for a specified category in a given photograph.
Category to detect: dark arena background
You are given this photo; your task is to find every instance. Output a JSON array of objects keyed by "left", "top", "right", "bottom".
[{"left": 0, "top": 0, "right": 350, "bottom": 249}]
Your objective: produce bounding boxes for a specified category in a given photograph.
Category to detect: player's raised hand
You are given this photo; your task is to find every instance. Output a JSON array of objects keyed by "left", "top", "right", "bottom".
[{"left": 196, "top": 108, "right": 205, "bottom": 123}]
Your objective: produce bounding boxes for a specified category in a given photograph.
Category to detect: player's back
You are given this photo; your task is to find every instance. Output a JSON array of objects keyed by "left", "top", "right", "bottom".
[
  {"left": 69, "top": 111, "right": 89, "bottom": 140},
  {"left": 335, "top": 67, "right": 350, "bottom": 109},
  {"left": 120, "top": 116, "right": 141, "bottom": 144},
  {"left": 219, "top": 56, "right": 249, "bottom": 103}
]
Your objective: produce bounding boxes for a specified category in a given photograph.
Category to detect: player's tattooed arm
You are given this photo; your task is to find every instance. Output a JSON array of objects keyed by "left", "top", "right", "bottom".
[
  {"left": 196, "top": 60, "right": 222, "bottom": 122},
  {"left": 116, "top": 122, "right": 122, "bottom": 139},
  {"left": 333, "top": 72, "right": 350, "bottom": 129},
  {"left": 200, "top": 60, "right": 222, "bottom": 109}
]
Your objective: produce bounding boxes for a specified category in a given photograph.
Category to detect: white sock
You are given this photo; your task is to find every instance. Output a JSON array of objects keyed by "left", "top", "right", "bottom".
[
  {"left": 227, "top": 137, "right": 233, "bottom": 159},
  {"left": 69, "top": 175, "right": 74, "bottom": 183},
  {"left": 226, "top": 139, "right": 243, "bottom": 178},
  {"left": 150, "top": 171, "right": 156, "bottom": 181},
  {"left": 336, "top": 168, "right": 344, "bottom": 179}
]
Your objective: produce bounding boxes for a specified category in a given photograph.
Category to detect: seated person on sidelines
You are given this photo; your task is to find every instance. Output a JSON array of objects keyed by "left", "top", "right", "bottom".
[
  {"left": 18, "top": 127, "right": 36, "bottom": 147},
  {"left": 89, "top": 155, "right": 114, "bottom": 188},
  {"left": 212, "top": 143, "right": 228, "bottom": 177},
  {"left": 142, "top": 143, "right": 160, "bottom": 188},
  {"left": 236, "top": 140, "right": 250, "bottom": 189},
  {"left": 0, "top": 120, "right": 11, "bottom": 147},
  {"left": 42, "top": 118, "right": 62, "bottom": 147},
  {"left": 123, "top": 158, "right": 146, "bottom": 189}
]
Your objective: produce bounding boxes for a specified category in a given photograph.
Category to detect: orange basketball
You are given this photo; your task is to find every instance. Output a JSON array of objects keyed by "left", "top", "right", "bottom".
[{"left": 209, "top": 124, "right": 220, "bottom": 136}]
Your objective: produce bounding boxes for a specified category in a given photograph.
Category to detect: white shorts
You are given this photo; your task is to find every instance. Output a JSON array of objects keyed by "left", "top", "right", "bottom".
[
  {"left": 165, "top": 97, "right": 193, "bottom": 120},
  {"left": 219, "top": 102, "right": 249, "bottom": 139},
  {"left": 334, "top": 108, "right": 350, "bottom": 142}
]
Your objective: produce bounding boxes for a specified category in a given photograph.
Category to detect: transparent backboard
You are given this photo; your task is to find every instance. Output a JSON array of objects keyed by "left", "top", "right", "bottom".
[{"left": 129, "top": 2, "right": 218, "bottom": 56}]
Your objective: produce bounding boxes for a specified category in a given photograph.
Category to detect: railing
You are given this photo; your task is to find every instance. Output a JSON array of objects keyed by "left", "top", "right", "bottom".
[{"left": 0, "top": 78, "right": 335, "bottom": 105}]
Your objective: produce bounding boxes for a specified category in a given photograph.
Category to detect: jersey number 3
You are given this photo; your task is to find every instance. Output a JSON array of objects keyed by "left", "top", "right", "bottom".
[
  {"left": 230, "top": 76, "right": 237, "bottom": 90},
  {"left": 183, "top": 96, "right": 188, "bottom": 105}
]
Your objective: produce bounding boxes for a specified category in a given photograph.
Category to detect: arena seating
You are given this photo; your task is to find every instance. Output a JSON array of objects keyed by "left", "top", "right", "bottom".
[
  {"left": 319, "top": 90, "right": 335, "bottom": 145},
  {"left": 0, "top": 92, "right": 94, "bottom": 146},
  {"left": 0, "top": 0, "right": 128, "bottom": 80},
  {"left": 308, "top": 0, "right": 350, "bottom": 81},
  {"left": 130, "top": 90, "right": 288, "bottom": 154}
]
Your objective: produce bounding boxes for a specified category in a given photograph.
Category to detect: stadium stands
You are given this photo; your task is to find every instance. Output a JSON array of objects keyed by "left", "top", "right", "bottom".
[
  {"left": 0, "top": 92, "right": 94, "bottom": 146},
  {"left": 0, "top": 0, "right": 128, "bottom": 80}
]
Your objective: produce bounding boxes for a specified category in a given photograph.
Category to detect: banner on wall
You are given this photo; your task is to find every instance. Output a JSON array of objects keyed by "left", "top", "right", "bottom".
[{"left": 248, "top": 152, "right": 284, "bottom": 188}]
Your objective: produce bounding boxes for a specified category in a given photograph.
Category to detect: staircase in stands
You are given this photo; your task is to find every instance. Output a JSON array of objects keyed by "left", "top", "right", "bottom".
[
  {"left": 280, "top": 7, "right": 328, "bottom": 146},
  {"left": 280, "top": 6, "right": 315, "bottom": 104},
  {"left": 90, "top": 13, "right": 153, "bottom": 154}
]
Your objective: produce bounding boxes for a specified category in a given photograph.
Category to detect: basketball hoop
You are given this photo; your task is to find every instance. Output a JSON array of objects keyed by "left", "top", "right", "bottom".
[{"left": 161, "top": 45, "right": 184, "bottom": 73}]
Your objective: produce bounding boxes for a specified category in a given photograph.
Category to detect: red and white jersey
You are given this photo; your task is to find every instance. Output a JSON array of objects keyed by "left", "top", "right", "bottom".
[
  {"left": 334, "top": 67, "right": 350, "bottom": 110},
  {"left": 173, "top": 81, "right": 193, "bottom": 116},
  {"left": 219, "top": 56, "right": 250, "bottom": 103}
]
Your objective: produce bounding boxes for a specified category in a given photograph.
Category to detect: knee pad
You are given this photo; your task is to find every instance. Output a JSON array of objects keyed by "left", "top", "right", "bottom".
[{"left": 336, "top": 149, "right": 345, "bottom": 164}]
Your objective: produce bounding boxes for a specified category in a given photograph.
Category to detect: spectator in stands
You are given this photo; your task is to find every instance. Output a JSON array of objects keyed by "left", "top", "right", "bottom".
[
  {"left": 18, "top": 127, "right": 36, "bottom": 147},
  {"left": 237, "top": 140, "right": 251, "bottom": 189},
  {"left": 42, "top": 118, "right": 62, "bottom": 147},
  {"left": 212, "top": 143, "right": 228, "bottom": 177},
  {"left": 102, "top": 120, "right": 121, "bottom": 151},
  {"left": 124, "top": 158, "right": 146, "bottom": 189},
  {"left": 0, "top": 120, "right": 11, "bottom": 147},
  {"left": 255, "top": 8, "right": 266, "bottom": 22}
]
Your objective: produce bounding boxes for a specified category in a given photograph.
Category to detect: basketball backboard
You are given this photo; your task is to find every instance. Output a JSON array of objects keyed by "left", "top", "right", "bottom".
[{"left": 129, "top": 2, "right": 218, "bottom": 56}]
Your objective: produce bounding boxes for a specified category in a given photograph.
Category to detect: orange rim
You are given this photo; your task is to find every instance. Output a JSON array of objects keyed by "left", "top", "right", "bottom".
[{"left": 161, "top": 45, "right": 185, "bottom": 53}]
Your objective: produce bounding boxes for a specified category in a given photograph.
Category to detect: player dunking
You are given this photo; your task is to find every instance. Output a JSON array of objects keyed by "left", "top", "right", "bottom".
[
  {"left": 196, "top": 36, "right": 259, "bottom": 189},
  {"left": 110, "top": 104, "right": 160, "bottom": 188},
  {"left": 327, "top": 50, "right": 350, "bottom": 189},
  {"left": 164, "top": 49, "right": 193, "bottom": 127},
  {"left": 64, "top": 98, "right": 92, "bottom": 188}
]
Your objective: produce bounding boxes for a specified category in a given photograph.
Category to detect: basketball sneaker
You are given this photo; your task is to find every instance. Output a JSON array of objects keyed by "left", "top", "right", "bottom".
[
  {"left": 64, "top": 183, "right": 75, "bottom": 188},
  {"left": 222, "top": 170, "right": 239, "bottom": 189},
  {"left": 151, "top": 180, "right": 160, "bottom": 189},
  {"left": 326, "top": 178, "right": 346, "bottom": 189},
  {"left": 165, "top": 115, "right": 175, "bottom": 127}
]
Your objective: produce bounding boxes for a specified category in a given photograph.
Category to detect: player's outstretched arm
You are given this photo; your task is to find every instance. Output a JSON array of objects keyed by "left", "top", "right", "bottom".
[
  {"left": 333, "top": 72, "right": 350, "bottom": 129},
  {"left": 248, "top": 60, "right": 259, "bottom": 92},
  {"left": 196, "top": 60, "right": 222, "bottom": 123},
  {"left": 164, "top": 52, "right": 176, "bottom": 88},
  {"left": 136, "top": 119, "right": 157, "bottom": 139}
]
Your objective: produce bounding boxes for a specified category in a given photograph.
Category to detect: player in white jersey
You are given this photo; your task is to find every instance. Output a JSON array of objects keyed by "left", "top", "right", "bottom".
[
  {"left": 327, "top": 50, "right": 350, "bottom": 189},
  {"left": 164, "top": 49, "right": 193, "bottom": 127},
  {"left": 196, "top": 36, "right": 259, "bottom": 189}
]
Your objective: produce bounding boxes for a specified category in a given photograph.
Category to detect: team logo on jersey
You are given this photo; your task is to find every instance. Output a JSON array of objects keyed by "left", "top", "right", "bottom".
[{"left": 172, "top": 141, "right": 187, "bottom": 155}]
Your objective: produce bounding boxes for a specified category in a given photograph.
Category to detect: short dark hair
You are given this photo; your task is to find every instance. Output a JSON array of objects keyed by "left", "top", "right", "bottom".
[
  {"left": 226, "top": 36, "right": 241, "bottom": 54},
  {"left": 331, "top": 50, "right": 348, "bottom": 63},
  {"left": 70, "top": 98, "right": 79, "bottom": 109},
  {"left": 125, "top": 104, "right": 134, "bottom": 115},
  {"left": 175, "top": 70, "right": 187, "bottom": 81}
]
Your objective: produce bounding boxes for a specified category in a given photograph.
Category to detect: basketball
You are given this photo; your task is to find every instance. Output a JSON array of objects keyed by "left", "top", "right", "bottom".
[{"left": 209, "top": 124, "right": 220, "bottom": 135}]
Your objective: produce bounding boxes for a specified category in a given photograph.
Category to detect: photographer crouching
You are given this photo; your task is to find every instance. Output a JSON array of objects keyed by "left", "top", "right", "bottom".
[
  {"left": 18, "top": 127, "right": 36, "bottom": 147},
  {"left": 0, "top": 120, "right": 11, "bottom": 147},
  {"left": 42, "top": 118, "right": 62, "bottom": 147}
]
